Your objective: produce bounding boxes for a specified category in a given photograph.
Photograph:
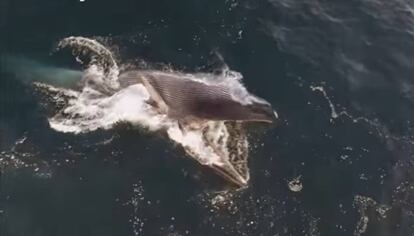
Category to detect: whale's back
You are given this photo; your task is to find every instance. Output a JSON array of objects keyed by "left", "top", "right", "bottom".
[{"left": 118, "top": 70, "right": 275, "bottom": 122}]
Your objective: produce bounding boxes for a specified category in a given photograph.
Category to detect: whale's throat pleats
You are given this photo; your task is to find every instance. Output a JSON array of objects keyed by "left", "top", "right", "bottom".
[{"left": 142, "top": 73, "right": 246, "bottom": 120}]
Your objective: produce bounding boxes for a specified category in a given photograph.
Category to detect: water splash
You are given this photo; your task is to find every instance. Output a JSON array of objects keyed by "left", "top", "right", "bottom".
[
  {"left": 35, "top": 36, "right": 258, "bottom": 187},
  {"left": 353, "top": 195, "right": 391, "bottom": 236},
  {"left": 310, "top": 85, "right": 414, "bottom": 146}
]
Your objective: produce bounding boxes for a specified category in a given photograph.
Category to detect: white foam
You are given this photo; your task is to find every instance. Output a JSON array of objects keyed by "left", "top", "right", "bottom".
[
  {"left": 40, "top": 36, "right": 255, "bottom": 182},
  {"left": 45, "top": 67, "right": 227, "bottom": 166},
  {"left": 167, "top": 125, "right": 223, "bottom": 165},
  {"left": 49, "top": 83, "right": 164, "bottom": 133}
]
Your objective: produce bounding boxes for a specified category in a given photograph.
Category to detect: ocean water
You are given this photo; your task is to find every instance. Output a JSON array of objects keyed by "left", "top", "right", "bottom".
[{"left": 1, "top": 0, "right": 414, "bottom": 235}]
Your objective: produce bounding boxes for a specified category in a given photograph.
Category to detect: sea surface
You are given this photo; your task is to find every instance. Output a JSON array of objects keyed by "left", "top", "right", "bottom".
[{"left": 1, "top": 0, "right": 414, "bottom": 235}]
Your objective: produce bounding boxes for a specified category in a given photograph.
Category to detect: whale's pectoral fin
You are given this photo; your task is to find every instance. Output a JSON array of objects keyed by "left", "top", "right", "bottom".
[
  {"left": 145, "top": 97, "right": 159, "bottom": 109},
  {"left": 177, "top": 120, "right": 186, "bottom": 133}
]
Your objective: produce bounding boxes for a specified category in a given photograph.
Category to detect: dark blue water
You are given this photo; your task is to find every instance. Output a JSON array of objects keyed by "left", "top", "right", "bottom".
[{"left": 1, "top": 0, "right": 414, "bottom": 235}]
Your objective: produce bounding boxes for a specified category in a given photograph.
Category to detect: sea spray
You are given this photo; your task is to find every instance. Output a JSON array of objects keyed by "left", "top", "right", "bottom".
[{"left": 35, "top": 36, "right": 257, "bottom": 186}]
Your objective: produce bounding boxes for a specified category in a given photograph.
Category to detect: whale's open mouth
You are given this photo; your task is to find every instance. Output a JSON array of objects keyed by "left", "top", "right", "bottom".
[
  {"left": 210, "top": 163, "right": 248, "bottom": 187},
  {"left": 33, "top": 36, "right": 275, "bottom": 188}
]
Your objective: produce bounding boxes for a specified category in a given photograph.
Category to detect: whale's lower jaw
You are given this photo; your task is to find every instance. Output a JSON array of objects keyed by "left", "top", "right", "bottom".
[
  {"left": 210, "top": 162, "right": 249, "bottom": 188},
  {"left": 203, "top": 121, "right": 250, "bottom": 188}
]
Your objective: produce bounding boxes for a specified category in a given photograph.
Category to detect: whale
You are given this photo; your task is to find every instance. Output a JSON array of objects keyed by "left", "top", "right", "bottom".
[
  {"left": 117, "top": 70, "right": 276, "bottom": 187},
  {"left": 118, "top": 70, "right": 277, "bottom": 125},
  {"left": 33, "top": 36, "right": 277, "bottom": 188},
  {"left": 55, "top": 36, "right": 277, "bottom": 125}
]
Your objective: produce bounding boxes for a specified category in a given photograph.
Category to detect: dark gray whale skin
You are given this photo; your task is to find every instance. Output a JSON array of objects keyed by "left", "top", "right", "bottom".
[{"left": 118, "top": 70, "right": 277, "bottom": 123}]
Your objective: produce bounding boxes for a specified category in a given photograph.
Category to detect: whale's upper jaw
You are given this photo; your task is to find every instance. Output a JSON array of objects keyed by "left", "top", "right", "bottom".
[{"left": 241, "top": 100, "right": 277, "bottom": 123}]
